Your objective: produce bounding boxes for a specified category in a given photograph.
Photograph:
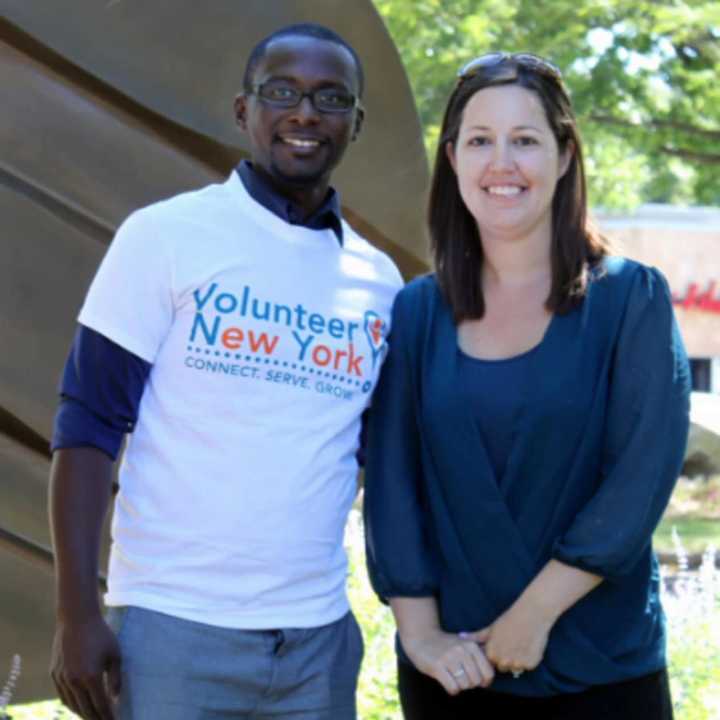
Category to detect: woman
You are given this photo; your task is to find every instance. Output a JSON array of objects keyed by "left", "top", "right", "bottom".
[{"left": 364, "top": 53, "right": 690, "bottom": 719}]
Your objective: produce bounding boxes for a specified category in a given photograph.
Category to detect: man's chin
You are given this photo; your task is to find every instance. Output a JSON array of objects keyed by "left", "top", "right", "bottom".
[{"left": 272, "top": 163, "right": 332, "bottom": 189}]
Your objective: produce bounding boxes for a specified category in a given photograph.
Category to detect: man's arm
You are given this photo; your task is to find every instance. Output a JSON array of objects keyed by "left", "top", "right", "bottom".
[
  {"left": 47, "top": 205, "right": 167, "bottom": 719},
  {"left": 49, "top": 447, "right": 121, "bottom": 720},
  {"left": 49, "top": 327, "right": 152, "bottom": 720}
]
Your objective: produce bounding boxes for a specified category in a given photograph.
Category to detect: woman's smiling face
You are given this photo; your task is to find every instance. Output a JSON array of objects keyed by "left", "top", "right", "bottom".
[{"left": 448, "top": 83, "right": 571, "bottom": 244}]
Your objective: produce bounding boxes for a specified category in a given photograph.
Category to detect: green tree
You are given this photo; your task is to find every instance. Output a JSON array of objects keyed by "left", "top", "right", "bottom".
[{"left": 373, "top": 0, "right": 720, "bottom": 209}]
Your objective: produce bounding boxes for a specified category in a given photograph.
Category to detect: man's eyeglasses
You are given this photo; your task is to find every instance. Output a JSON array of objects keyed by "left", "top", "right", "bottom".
[
  {"left": 457, "top": 52, "right": 562, "bottom": 82},
  {"left": 249, "top": 81, "right": 360, "bottom": 114}
]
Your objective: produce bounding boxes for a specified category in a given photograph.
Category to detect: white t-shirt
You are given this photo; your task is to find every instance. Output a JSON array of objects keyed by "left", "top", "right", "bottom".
[{"left": 79, "top": 172, "right": 403, "bottom": 628}]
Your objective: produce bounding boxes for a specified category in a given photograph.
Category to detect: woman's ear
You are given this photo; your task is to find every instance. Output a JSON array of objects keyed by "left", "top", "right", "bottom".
[
  {"left": 558, "top": 140, "right": 574, "bottom": 179},
  {"left": 446, "top": 141, "right": 457, "bottom": 174}
]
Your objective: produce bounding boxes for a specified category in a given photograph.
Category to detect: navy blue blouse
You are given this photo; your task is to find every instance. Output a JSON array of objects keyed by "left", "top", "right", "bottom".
[
  {"left": 456, "top": 348, "right": 535, "bottom": 482},
  {"left": 364, "top": 258, "right": 691, "bottom": 696}
]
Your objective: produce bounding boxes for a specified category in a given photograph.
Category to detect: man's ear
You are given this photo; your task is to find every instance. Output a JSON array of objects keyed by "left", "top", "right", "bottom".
[
  {"left": 446, "top": 141, "right": 457, "bottom": 174},
  {"left": 234, "top": 94, "right": 248, "bottom": 131},
  {"left": 351, "top": 106, "right": 365, "bottom": 142}
]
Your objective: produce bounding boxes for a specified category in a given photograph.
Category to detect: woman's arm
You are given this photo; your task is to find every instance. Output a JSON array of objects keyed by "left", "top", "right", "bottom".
[
  {"left": 391, "top": 596, "right": 494, "bottom": 694},
  {"left": 474, "top": 265, "right": 690, "bottom": 674},
  {"left": 470, "top": 560, "right": 601, "bottom": 674},
  {"left": 364, "top": 284, "right": 439, "bottom": 602},
  {"left": 365, "top": 283, "right": 494, "bottom": 694},
  {"left": 551, "top": 267, "right": 689, "bottom": 579}
]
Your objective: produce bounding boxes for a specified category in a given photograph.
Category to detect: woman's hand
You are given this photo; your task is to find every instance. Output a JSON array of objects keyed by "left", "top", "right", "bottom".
[
  {"left": 400, "top": 628, "right": 495, "bottom": 695},
  {"left": 469, "top": 559, "right": 603, "bottom": 676},
  {"left": 470, "top": 603, "right": 552, "bottom": 676}
]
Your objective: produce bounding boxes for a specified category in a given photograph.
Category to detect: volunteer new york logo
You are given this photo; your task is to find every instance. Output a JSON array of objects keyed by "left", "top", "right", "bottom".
[
  {"left": 363, "top": 311, "right": 388, "bottom": 369},
  {"left": 183, "top": 282, "right": 388, "bottom": 400}
]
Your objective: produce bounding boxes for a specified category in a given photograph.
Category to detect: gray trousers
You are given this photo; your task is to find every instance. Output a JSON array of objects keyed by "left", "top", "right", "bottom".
[{"left": 106, "top": 606, "right": 364, "bottom": 719}]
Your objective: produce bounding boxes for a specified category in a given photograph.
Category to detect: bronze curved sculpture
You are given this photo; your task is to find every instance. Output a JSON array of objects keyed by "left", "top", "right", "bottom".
[{"left": 0, "top": 1, "right": 429, "bottom": 702}]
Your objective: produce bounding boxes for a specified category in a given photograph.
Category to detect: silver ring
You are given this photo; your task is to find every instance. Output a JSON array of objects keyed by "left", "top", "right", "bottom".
[
  {"left": 452, "top": 669, "right": 466, "bottom": 678},
  {"left": 511, "top": 670, "right": 523, "bottom": 679}
]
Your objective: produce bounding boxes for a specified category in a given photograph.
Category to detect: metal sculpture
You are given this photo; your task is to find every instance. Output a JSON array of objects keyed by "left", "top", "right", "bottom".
[{"left": 0, "top": 1, "right": 429, "bottom": 702}]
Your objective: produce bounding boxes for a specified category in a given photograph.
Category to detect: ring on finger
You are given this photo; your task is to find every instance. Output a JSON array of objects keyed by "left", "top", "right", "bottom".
[{"left": 452, "top": 668, "right": 466, "bottom": 678}]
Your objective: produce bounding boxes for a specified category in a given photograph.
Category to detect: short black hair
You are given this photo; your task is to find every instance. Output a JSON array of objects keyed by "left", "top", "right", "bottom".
[{"left": 243, "top": 23, "right": 364, "bottom": 97}]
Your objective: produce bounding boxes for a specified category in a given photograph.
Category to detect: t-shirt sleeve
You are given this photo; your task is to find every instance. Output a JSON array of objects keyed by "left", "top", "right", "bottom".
[
  {"left": 78, "top": 209, "right": 174, "bottom": 363},
  {"left": 553, "top": 266, "right": 691, "bottom": 580},
  {"left": 363, "top": 286, "right": 440, "bottom": 600}
]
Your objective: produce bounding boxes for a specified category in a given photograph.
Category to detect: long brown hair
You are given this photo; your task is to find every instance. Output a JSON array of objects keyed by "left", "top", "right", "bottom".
[{"left": 429, "top": 58, "right": 610, "bottom": 322}]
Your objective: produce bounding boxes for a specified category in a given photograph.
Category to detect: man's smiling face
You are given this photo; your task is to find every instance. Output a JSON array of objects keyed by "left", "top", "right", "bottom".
[{"left": 235, "top": 35, "right": 363, "bottom": 193}]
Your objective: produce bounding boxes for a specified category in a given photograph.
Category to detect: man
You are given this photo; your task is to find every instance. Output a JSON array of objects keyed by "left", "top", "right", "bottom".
[{"left": 49, "top": 23, "right": 402, "bottom": 720}]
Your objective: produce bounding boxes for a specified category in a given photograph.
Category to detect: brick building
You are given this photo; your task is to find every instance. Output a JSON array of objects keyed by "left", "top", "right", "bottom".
[{"left": 597, "top": 205, "right": 720, "bottom": 395}]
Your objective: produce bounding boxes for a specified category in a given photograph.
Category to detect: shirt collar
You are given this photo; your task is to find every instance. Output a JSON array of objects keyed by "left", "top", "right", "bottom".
[{"left": 236, "top": 161, "right": 344, "bottom": 245}]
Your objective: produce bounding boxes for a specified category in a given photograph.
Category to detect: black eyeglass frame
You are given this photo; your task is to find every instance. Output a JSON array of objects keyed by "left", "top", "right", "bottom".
[
  {"left": 248, "top": 82, "right": 361, "bottom": 114},
  {"left": 457, "top": 52, "right": 562, "bottom": 82}
]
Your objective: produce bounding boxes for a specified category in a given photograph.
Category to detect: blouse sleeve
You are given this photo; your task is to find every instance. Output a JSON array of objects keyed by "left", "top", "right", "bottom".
[
  {"left": 553, "top": 266, "right": 691, "bottom": 580},
  {"left": 363, "top": 286, "right": 440, "bottom": 600}
]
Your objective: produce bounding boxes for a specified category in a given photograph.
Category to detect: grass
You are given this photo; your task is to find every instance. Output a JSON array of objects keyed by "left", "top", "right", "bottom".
[
  {"left": 656, "top": 517, "right": 720, "bottom": 555},
  {"left": 662, "top": 476, "right": 720, "bottom": 521},
  {"left": 663, "top": 543, "right": 720, "bottom": 720},
  {"left": 0, "top": 700, "right": 62, "bottom": 719},
  {"left": 655, "top": 475, "right": 720, "bottom": 555}
]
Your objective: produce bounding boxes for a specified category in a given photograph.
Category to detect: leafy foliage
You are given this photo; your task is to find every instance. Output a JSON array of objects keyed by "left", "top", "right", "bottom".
[
  {"left": 664, "top": 537, "right": 720, "bottom": 719},
  {"left": 346, "top": 510, "right": 401, "bottom": 720},
  {"left": 373, "top": 0, "right": 720, "bottom": 208}
]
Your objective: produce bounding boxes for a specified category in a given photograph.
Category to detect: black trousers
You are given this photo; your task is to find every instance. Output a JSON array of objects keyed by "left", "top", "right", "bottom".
[{"left": 398, "top": 660, "right": 674, "bottom": 720}]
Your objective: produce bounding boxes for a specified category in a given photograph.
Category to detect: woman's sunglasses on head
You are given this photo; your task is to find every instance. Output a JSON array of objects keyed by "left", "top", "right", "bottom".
[{"left": 457, "top": 52, "right": 562, "bottom": 83}]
